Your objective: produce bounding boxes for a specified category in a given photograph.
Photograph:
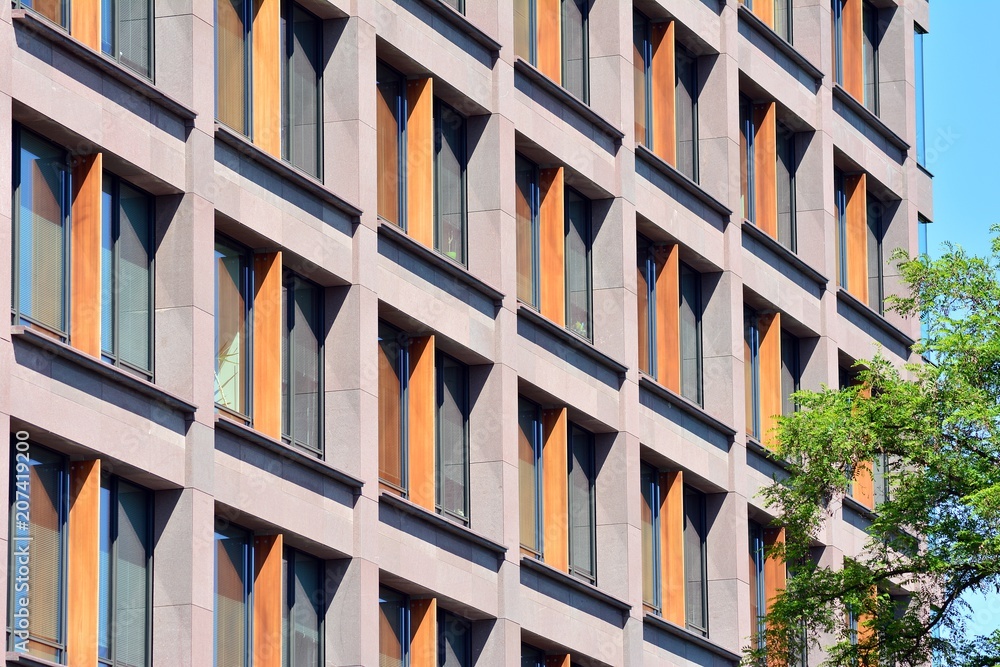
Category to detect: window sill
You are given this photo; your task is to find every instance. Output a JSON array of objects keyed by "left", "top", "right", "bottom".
[
  {"left": 737, "top": 5, "right": 824, "bottom": 84},
  {"left": 842, "top": 493, "right": 876, "bottom": 520},
  {"left": 214, "top": 123, "right": 363, "bottom": 219},
  {"left": 635, "top": 144, "right": 732, "bottom": 219},
  {"left": 11, "top": 325, "right": 197, "bottom": 416},
  {"left": 414, "top": 0, "right": 501, "bottom": 53},
  {"left": 516, "top": 304, "right": 629, "bottom": 378},
  {"left": 11, "top": 9, "right": 197, "bottom": 122},
  {"left": 746, "top": 436, "right": 797, "bottom": 473},
  {"left": 642, "top": 613, "right": 742, "bottom": 663},
  {"left": 741, "top": 219, "right": 829, "bottom": 287},
  {"left": 379, "top": 491, "right": 507, "bottom": 556},
  {"left": 520, "top": 556, "right": 631, "bottom": 615},
  {"left": 836, "top": 287, "right": 916, "bottom": 349},
  {"left": 215, "top": 415, "right": 364, "bottom": 491},
  {"left": 377, "top": 220, "right": 505, "bottom": 306},
  {"left": 5, "top": 652, "right": 64, "bottom": 667},
  {"left": 831, "top": 85, "right": 910, "bottom": 153},
  {"left": 513, "top": 58, "right": 625, "bottom": 142},
  {"left": 638, "top": 374, "right": 737, "bottom": 438}
]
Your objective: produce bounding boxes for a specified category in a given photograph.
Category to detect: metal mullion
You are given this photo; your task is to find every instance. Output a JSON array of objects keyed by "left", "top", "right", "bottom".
[
  {"left": 285, "top": 276, "right": 294, "bottom": 445},
  {"left": 531, "top": 167, "right": 541, "bottom": 309},
  {"left": 62, "top": 157, "right": 72, "bottom": 341},
  {"left": 111, "top": 177, "right": 121, "bottom": 366},
  {"left": 648, "top": 247, "right": 657, "bottom": 378},
  {"left": 11, "top": 128, "right": 21, "bottom": 327},
  {"left": 399, "top": 335, "right": 409, "bottom": 496},
  {"left": 108, "top": 477, "right": 120, "bottom": 667},
  {"left": 534, "top": 406, "right": 543, "bottom": 557},
  {"left": 434, "top": 351, "right": 443, "bottom": 512},
  {"left": 244, "top": 0, "right": 253, "bottom": 138}
]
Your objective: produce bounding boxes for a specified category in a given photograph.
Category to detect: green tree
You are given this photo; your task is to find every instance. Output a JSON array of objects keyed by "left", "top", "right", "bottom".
[{"left": 747, "top": 232, "right": 1000, "bottom": 667}]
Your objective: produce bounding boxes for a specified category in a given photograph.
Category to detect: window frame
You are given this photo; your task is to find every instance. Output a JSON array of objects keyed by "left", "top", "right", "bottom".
[
  {"left": 866, "top": 195, "right": 885, "bottom": 314},
  {"left": 515, "top": 153, "right": 541, "bottom": 309},
  {"left": 832, "top": 0, "right": 844, "bottom": 85},
  {"left": 518, "top": 396, "right": 545, "bottom": 557},
  {"left": 435, "top": 351, "right": 471, "bottom": 525},
  {"left": 376, "top": 60, "right": 408, "bottom": 229},
  {"left": 433, "top": 98, "right": 468, "bottom": 266},
  {"left": 780, "top": 329, "right": 801, "bottom": 417},
  {"left": 101, "top": 0, "right": 155, "bottom": 79},
  {"left": 834, "top": 169, "right": 849, "bottom": 288},
  {"left": 378, "top": 320, "right": 409, "bottom": 496},
  {"left": 744, "top": 307, "right": 762, "bottom": 441},
  {"left": 640, "top": 462, "right": 663, "bottom": 614},
  {"left": 749, "top": 521, "right": 767, "bottom": 651},
  {"left": 674, "top": 42, "right": 700, "bottom": 183},
  {"left": 281, "top": 271, "right": 325, "bottom": 457},
  {"left": 776, "top": 121, "right": 798, "bottom": 252},
  {"left": 214, "top": 234, "right": 254, "bottom": 423},
  {"left": 567, "top": 422, "right": 596, "bottom": 585},
  {"left": 563, "top": 186, "right": 593, "bottom": 341},
  {"left": 683, "top": 484, "right": 709, "bottom": 637},
  {"left": 213, "top": 522, "right": 253, "bottom": 667},
  {"left": 637, "top": 235, "right": 657, "bottom": 377},
  {"left": 862, "top": 0, "right": 880, "bottom": 116},
  {"left": 378, "top": 586, "right": 410, "bottom": 667},
  {"left": 560, "top": 0, "right": 590, "bottom": 104},
  {"left": 280, "top": 0, "right": 324, "bottom": 178},
  {"left": 679, "top": 261, "right": 704, "bottom": 406},
  {"left": 214, "top": 0, "right": 253, "bottom": 136},
  {"left": 740, "top": 95, "right": 755, "bottom": 223},
  {"left": 283, "top": 547, "right": 325, "bottom": 667},
  {"left": 633, "top": 10, "right": 654, "bottom": 149}
]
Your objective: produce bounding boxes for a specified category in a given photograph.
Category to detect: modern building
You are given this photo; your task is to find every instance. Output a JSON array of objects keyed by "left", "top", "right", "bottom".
[{"left": 0, "top": 0, "right": 933, "bottom": 664}]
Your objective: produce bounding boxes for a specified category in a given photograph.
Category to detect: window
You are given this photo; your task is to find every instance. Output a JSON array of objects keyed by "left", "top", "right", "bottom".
[
  {"left": 440, "top": 0, "right": 463, "bottom": 12},
  {"left": 741, "top": 98, "right": 797, "bottom": 250},
  {"left": 832, "top": 0, "right": 879, "bottom": 115},
  {"left": 684, "top": 485, "right": 708, "bottom": 636},
  {"left": 518, "top": 397, "right": 543, "bottom": 555},
  {"left": 675, "top": 44, "right": 698, "bottom": 182},
  {"left": 749, "top": 521, "right": 767, "bottom": 651},
  {"left": 214, "top": 524, "right": 251, "bottom": 667},
  {"left": 101, "top": 0, "right": 153, "bottom": 78},
  {"left": 98, "top": 477, "right": 152, "bottom": 667},
  {"left": 679, "top": 263, "right": 703, "bottom": 404},
  {"left": 379, "top": 589, "right": 470, "bottom": 667},
  {"left": 862, "top": 2, "right": 879, "bottom": 115},
  {"left": 568, "top": 424, "right": 596, "bottom": 584},
  {"left": 740, "top": 97, "right": 754, "bottom": 223},
  {"left": 378, "top": 321, "right": 407, "bottom": 494},
  {"left": 378, "top": 588, "right": 408, "bottom": 667},
  {"left": 215, "top": 238, "right": 251, "bottom": 418},
  {"left": 835, "top": 169, "right": 887, "bottom": 312},
  {"left": 434, "top": 100, "right": 468, "bottom": 264},
  {"left": 437, "top": 352, "right": 470, "bottom": 523},
  {"left": 8, "top": 444, "right": 69, "bottom": 662},
  {"left": 914, "top": 26, "right": 927, "bottom": 166},
  {"left": 284, "top": 549, "right": 323, "bottom": 667},
  {"left": 780, "top": 330, "right": 800, "bottom": 417},
  {"left": 438, "top": 610, "right": 470, "bottom": 667},
  {"left": 640, "top": 464, "right": 662, "bottom": 612},
  {"left": 216, "top": 0, "right": 322, "bottom": 174},
  {"left": 834, "top": 169, "right": 848, "bottom": 288},
  {"left": 564, "top": 188, "right": 592, "bottom": 339},
  {"left": 101, "top": 175, "right": 154, "bottom": 379},
  {"left": 514, "top": 0, "right": 589, "bottom": 103},
  {"left": 776, "top": 123, "right": 797, "bottom": 252},
  {"left": 376, "top": 62, "right": 405, "bottom": 227},
  {"left": 744, "top": 307, "right": 762, "bottom": 441},
  {"left": 515, "top": 155, "right": 540, "bottom": 307},
  {"left": 866, "top": 197, "right": 885, "bottom": 314},
  {"left": 521, "top": 644, "right": 545, "bottom": 667},
  {"left": 282, "top": 274, "right": 323, "bottom": 455},
  {"left": 12, "top": 128, "right": 70, "bottom": 339},
  {"left": 633, "top": 12, "right": 652, "bottom": 149},
  {"left": 17, "top": 0, "right": 67, "bottom": 27}
]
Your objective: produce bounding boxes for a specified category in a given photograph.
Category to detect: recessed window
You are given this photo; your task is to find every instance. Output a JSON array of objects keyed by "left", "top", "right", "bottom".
[
  {"left": 101, "top": 0, "right": 154, "bottom": 78},
  {"left": 683, "top": 485, "right": 708, "bottom": 636},
  {"left": 568, "top": 423, "right": 596, "bottom": 584},
  {"left": 434, "top": 100, "right": 468, "bottom": 264},
  {"left": 514, "top": 0, "right": 590, "bottom": 103},
  {"left": 284, "top": 549, "right": 323, "bottom": 667},
  {"left": 518, "top": 397, "right": 544, "bottom": 555},
  {"left": 215, "top": 237, "right": 251, "bottom": 418},
  {"left": 281, "top": 2, "right": 323, "bottom": 177},
  {"left": 741, "top": 97, "right": 797, "bottom": 251},
  {"left": 282, "top": 273, "right": 324, "bottom": 455}
]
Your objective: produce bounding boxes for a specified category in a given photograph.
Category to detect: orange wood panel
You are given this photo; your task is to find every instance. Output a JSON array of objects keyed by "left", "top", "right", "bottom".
[
  {"left": 409, "top": 598, "right": 437, "bottom": 667},
  {"left": 853, "top": 459, "right": 874, "bottom": 508},
  {"left": 539, "top": 167, "right": 565, "bottom": 325},
  {"left": 654, "top": 244, "right": 680, "bottom": 392},
  {"left": 70, "top": 153, "right": 103, "bottom": 357},
  {"left": 67, "top": 460, "right": 100, "bottom": 667},
  {"left": 841, "top": 0, "right": 864, "bottom": 100},
  {"left": 753, "top": 103, "right": 778, "bottom": 238},
  {"left": 545, "top": 655, "right": 571, "bottom": 667},
  {"left": 407, "top": 77, "right": 435, "bottom": 247},
  {"left": 660, "top": 470, "right": 685, "bottom": 625},
  {"left": 252, "top": 0, "right": 281, "bottom": 156},
  {"left": 253, "top": 251, "right": 282, "bottom": 438},
  {"left": 844, "top": 173, "right": 869, "bottom": 303},
  {"left": 409, "top": 335, "right": 436, "bottom": 510},
  {"left": 753, "top": 0, "right": 774, "bottom": 29},
  {"left": 70, "top": 0, "right": 100, "bottom": 49},
  {"left": 651, "top": 21, "right": 676, "bottom": 165},
  {"left": 763, "top": 527, "right": 786, "bottom": 612},
  {"left": 537, "top": 0, "right": 561, "bottom": 82},
  {"left": 252, "top": 533, "right": 283, "bottom": 667},
  {"left": 542, "top": 407, "right": 568, "bottom": 571},
  {"left": 758, "top": 312, "right": 782, "bottom": 449}
]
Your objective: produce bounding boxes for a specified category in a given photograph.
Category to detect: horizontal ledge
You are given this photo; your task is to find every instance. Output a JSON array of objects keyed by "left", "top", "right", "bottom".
[
  {"left": 11, "top": 326, "right": 198, "bottom": 415},
  {"left": 642, "top": 613, "right": 742, "bottom": 663},
  {"left": 5, "top": 651, "right": 64, "bottom": 667},
  {"left": 746, "top": 437, "right": 794, "bottom": 472},
  {"left": 737, "top": 5, "right": 824, "bottom": 83},
  {"left": 379, "top": 491, "right": 507, "bottom": 555},
  {"left": 415, "top": 0, "right": 502, "bottom": 53},
  {"left": 377, "top": 221, "right": 505, "bottom": 305},
  {"left": 635, "top": 144, "right": 733, "bottom": 218},
  {"left": 520, "top": 555, "right": 632, "bottom": 613},
  {"left": 638, "top": 375, "right": 738, "bottom": 438},
  {"left": 215, "top": 416, "right": 365, "bottom": 491},
  {"left": 517, "top": 304, "right": 629, "bottom": 377},
  {"left": 513, "top": 58, "right": 626, "bottom": 141},
  {"left": 836, "top": 288, "right": 916, "bottom": 349},
  {"left": 12, "top": 9, "right": 198, "bottom": 122},
  {"left": 842, "top": 494, "right": 877, "bottom": 520},
  {"left": 832, "top": 85, "right": 910, "bottom": 152},
  {"left": 214, "top": 124, "right": 364, "bottom": 219},
  {"left": 741, "top": 220, "right": 829, "bottom": 287}
]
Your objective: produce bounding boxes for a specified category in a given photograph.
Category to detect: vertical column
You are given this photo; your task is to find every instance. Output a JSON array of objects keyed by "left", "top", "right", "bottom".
[
  {"left": 660, "top": 470, "right": 684, "bottom": 625},
  {"left": 252, "top": 0, "right": 281, "bottom": 155},
  {"left": 758, "top": 312, "right": 782, "bottom": 449},
  {"left": 409, "top": 335, "right": 436, "bottom": 510},
  {"left": 651, "top": 22, "right": 676, "bottom": 165},
  {"left": 654, "top": 244, "right": 680, "bottom": 392},
  {"left": 253, "top": 251, "right": 282, "bottom": 439},
  {"left": 70, "top": 153, "right": 102, "bottom": 358},
  {"left": 67, "top": 460, "right": 100, "bottom": 667},
  {"left": 252, "top": 533, "right": 283, "bottom": 667},
  {"left": 539, "top": 167, "right": 565, "bottom": 325},
  {"left": 407, "top": 77, "right": 435, "bottom": 247},
  {"left": 542, "top": 407, "right": 568, "bottom": 571}
]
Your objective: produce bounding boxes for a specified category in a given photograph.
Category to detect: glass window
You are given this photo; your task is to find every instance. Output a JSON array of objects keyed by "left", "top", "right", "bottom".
[
  {"left": 867, "top": 196, "right": 885, "bottom": 314},
  {"left": 99, "top": 477, "right": 152, "bottom": 667},
  {"left": 749, "top": 521, "right": 766, "bottom": 650},
  {"left": 284, "top": 550, "right": 323, "bottom": 667},
  {"left": 101, "top": 175, "right": 154, "bottom": 378},
  {"left": 637, "top": 236, "right": 655, "bottom": 376},
  {"left": 214, "top": 523, "right": 251, "bottom": 667},
  {"left": 378, "top": 587, "right": 407, "bottom": 667},
  {"left": 436, "top": 353, "right": 469, "bottom": 523},
  {"left": 514, "top": 0, "right": 535, "bottom": 63},
  {"left": 914, "top": 27, "right": 927, "bottom": 166},
  {"left": 780, "top": 330, "right": 800, "bottom": 417},
  {"left": 640, "top": 463, "right": 661, "bottom": 612},
  {"left": 377, "top": 62, "right": 405, "bottom": 226},
  {"left": 378, "top": 321, "right": 406, "bottom": 493},
  {"left": 8, "top": 443, "right": 68, "bottom": 662},
  {"left": 20, "top": 0, "right": 67, "bottom": 27},
  {"left": 773, "top": 0, "right": 792, "bottom": 43},
  {"left": 862, "top": 1, "right": 879, "bottom": 115},
  {"left": 281, "top": 2, "right": 322, "bottom": 177},
  {"left": 521, "top": 644, "right": 545, "bottom": 667},
  {"left": 438, "top": 610, "right": 470, "bottom": 667},
  {"left": 102, "top": 0, "right": 153, "bottom": 78},
  {"left": 561, "top": 0, "right": 589, "bottom": 103},
  {"left": 13, "top": 128, "right": 70, "bottom": 338},
  {"left": 434, "top": 101, "right": 467, "bottom": 264},
  {"left": 740, "top": 96, "right": 753, "bottom": 222},
  {"left": 633, "top": 12, "right": 651, "bottom": 148},
  {"left": 679, "top": 263, "right": 703, "bottom": 405},
  {"left": 515, "top": 155, "right": 539, "bottom": 307},
  {"left": 744, "top": 307, "right": 761, "bottom": 441},
  {"left": 834, "top": 169, "right": 848, "bottom": 288},
  {"left": 282, "top": 274, "right": 323, "bottom": 455},
  {"left": 831, "top": 0, "right": 844, "bottom": 85},
  {"left": 683, "top": 486, "right": 708, "bottom": 636},
  {"left": 215, "top": 238, "right": 250, "bottom": 417},
  {"left": 776, "top": 123, "right": 797, "bottom": 252},
  {"left": 564, "top": 188, "right": 592, "bottom": 340},
  {"left": 215, "top": 0, "right": 250, "bottom": 134},
  {"left": 568, "top": 424, "right": 596, "bottom": 584},
  {"left": 518, "top": 397, "right": 543, "bottom": 554},
  {"left": 675, "top": 44, "right": 699, "bottom": 182},
  {"left": 440, "top": 0, "right": 463, "bottom": 11}
]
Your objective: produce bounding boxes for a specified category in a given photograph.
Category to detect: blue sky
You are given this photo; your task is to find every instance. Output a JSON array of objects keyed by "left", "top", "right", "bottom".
[{"left": 922, "top": 0, "right": 1000, "bottom": 638}]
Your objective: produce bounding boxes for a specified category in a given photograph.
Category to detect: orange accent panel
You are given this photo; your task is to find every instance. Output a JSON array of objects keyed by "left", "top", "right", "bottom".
[
  {"left": 252, "top": 533, "right": 283, "bottom": 667},
  {"left": 758, "top": 312, "right": 782, "bottom": 449},
  {"left": 252, "top": 0, "right": 281, "bottom": 156},
  {"left": 753, "top": 103, "right": 778, "bottom": 238},
  {"left": 845, "top": 173, "right": 869, "bottom": 303},
  {"left": 842, "top": 0, "right": 864, "bottom": 100},
  {"left": 253, "top": 251, "right": 282, "bottom": 438},
  {"left": 67, "top": 460, "right": 100, "bottom": 667},
  {"left": 70, "top": 154, "right": 103, "bottom": 357},
  {"left": 651, "top": 22, "right": 676, "bottom": 165},
  {"left": 542, "top": 407, "right": 568, "bottom": 571},
  {"left": 409, "top": 598, "right": 437, "bottom": 667},
  {"left": 539, "top": 167, "right": 565, "bottom": 325},
  {"left": 853, "top": 459, "right": 874, "bottom": 508},
  {"left": 409, "top": 335, "right": 436, "bottom": 510},
  {"left": 660, "top": 470, "right": 685, "bottom": 625},
  {"left": 545, "top": 656, "right": 571, "bottom": 667},
  {"left": 654, "top": 244, "right": 680, "bottom": 392},
  {"left": 537, "top": 0, "right": 561, "bottom": 81},
  {"left": 753, "top": 0, "right": 774, "bottom": 28},
  {"left": 70, "top": 0, "right": 100, "bottom": 49},
  {"left": 407, "top": 77, "right": 434, "bottom": 247},
  {"left": 763, "top": 527, "right": 786, "bottom": 611}
]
